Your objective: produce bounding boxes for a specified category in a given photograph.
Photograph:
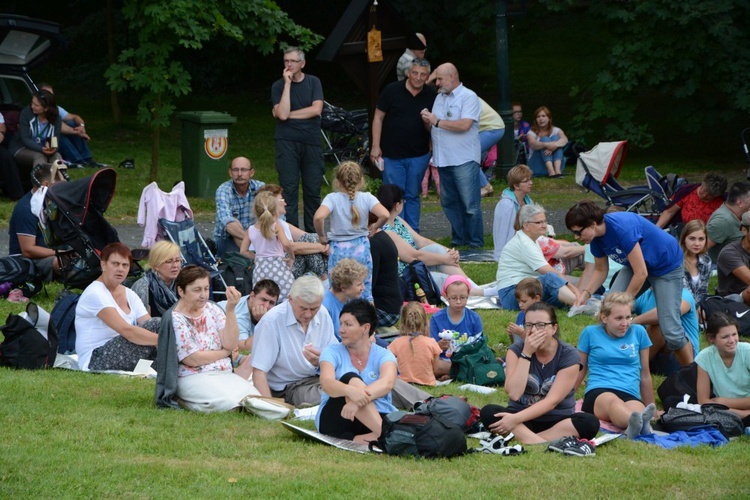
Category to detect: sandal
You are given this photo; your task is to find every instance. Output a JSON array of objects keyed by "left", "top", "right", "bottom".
[{"left": 476, "top": 432, "right": 525, "bottom": 455}]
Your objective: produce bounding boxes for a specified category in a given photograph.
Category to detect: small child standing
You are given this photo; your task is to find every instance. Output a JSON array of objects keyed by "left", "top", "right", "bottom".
[
  {"left": 240, "top": 191, "right": 295, "bottom": 301},
  {"left": 506, "top": 277, "right": 543, "bottom": 344},
  {"left": 314, "top": 161, "right": 389, "bottom": 301},
  {"left": 388, "top": 302, "right": 442, "bottom": 386},
  {"left": 430, "top": 275, "right": 484, "bottom": 379}
]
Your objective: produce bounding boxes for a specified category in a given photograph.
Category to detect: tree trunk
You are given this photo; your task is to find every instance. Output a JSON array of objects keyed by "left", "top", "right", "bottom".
[{"left": 106, "top": 0, "right": 121, "bottom": 125}]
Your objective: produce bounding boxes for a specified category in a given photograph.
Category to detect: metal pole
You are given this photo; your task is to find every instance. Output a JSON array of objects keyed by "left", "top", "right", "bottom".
[{"left": 496, "top": 0, "right": 514, "bottom": 176}]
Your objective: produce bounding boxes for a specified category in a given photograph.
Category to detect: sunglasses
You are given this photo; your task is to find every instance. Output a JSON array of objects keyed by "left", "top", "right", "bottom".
[{"left": 411, "top": 58, "right": 430, "bottom": 67}]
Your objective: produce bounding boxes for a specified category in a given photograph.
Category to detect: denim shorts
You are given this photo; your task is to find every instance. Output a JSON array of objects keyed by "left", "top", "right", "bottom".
[{"left": 498, "top": 273, "right": 568, "bottom": 310}]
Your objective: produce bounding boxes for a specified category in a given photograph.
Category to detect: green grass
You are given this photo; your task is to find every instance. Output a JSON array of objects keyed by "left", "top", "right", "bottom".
[{"left": 1, "top": 268, "right": 748, "bottom": 497}]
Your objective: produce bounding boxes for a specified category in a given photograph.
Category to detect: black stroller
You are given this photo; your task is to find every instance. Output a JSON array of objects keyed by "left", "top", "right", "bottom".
[
  {"left": 42, "top": 168, "right": 137, "bottom": 289},
  {"left": 321, "top": 101, "right": 369, "bottom": 179}
]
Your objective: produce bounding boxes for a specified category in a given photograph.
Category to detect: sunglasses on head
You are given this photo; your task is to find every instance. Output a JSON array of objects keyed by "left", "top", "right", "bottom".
[{"left": 411, "top": 58, "right": 430, "bottom": 67}]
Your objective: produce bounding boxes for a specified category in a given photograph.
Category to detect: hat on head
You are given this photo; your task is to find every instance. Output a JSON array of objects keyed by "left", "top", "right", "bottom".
[
  {"left": 407, "top": 33, "right": 426, "bottom": 50},
  {"left": 442, "top": 275, "right": 472, "bottom": 296},
  {"left": 742, "top": 211, "right": 750, "bottom": 227}
]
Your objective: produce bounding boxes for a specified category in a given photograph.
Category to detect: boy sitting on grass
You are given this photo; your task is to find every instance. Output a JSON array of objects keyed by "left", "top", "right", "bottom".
[
  {"left": 430, "top": 275, "right": 484, "bottom": 381},
  {"left": 506, "top": 278, "right": 543, "bottom": 345}
]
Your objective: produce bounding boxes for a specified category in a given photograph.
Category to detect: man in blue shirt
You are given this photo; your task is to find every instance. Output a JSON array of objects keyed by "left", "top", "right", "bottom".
[{"left": 213, "top": 156, "right": 264, "bottom": 257}]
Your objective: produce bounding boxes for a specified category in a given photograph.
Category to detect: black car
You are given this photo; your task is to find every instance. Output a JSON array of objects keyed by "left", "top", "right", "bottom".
[{"left": 0, "top": 14, "right": 66, "bottom": 124}]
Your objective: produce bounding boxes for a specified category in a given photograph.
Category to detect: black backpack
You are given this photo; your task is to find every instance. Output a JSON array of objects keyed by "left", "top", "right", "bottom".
[
  {"left": 659, "top": 403, "right": 744, "bottom": 438},
  {"left": 213, "top": 252, "right": 254, "bottom": 299},
  {"left": 414, "top": 395, "right": 482, "bottom": 433},
  {"left": 699, "top": 296, "right": 750, "bottom": 336},
  {"left": 400, "top": 260, "right": 441, "bottom": 306},
  {"left": 370, "top": 410, "right": 467, "bottom": 458},
  {"left": 657, "top": 362, "right": 715, "bottom": 411},
  {"left": 0, "top": 255, "right": 45, "bottom": 298},
  {"left": 0, "top": 302, "right": 58, "bottom": 369},
  {"left": 50, "top": 290, "right": 81, "bottom": 354}
]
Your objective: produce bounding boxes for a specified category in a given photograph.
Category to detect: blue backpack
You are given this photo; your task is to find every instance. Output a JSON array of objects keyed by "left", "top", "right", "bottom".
[{"left": 50, "top": 290, "right": 81, "bottom": 354}]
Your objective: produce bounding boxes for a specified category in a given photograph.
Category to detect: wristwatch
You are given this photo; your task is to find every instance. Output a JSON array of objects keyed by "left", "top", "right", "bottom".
[{"left": 518, "top": 352, "right": 532, "bottom": 361}]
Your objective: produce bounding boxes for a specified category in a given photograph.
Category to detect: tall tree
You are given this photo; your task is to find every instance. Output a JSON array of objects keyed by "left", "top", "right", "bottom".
[
  {"left": 105, "top": 0, "right": 322, "bottom": 181},
  {"left": 540, "top": 0, "right": 750, "bottom": 147}
]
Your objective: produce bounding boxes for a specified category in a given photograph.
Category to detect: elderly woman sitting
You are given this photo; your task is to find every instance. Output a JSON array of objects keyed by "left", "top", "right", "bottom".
[
  {"left": 131, "top": 240, "right": 181, "bottom": 316},
  {"left": 496, "top": 204, "right": 580, "bottom": 310},
  {"left": 75, "top": 243, "right": 159, "bottom": 371},
  {"left": 158, "top": 265, "right": 260, "bottom": 412},
  {"left": 377, "top": 183, "right": 493, "bottom": 297},
  {"left": 323, "top": 258, "right": 369, "bottom": 339}
]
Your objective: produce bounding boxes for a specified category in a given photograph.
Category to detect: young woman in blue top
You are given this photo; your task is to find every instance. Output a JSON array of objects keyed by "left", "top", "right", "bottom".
[
  {"left": 317, "top": 299, "right": 397, "bottom": 443},
  {"left": 696, "top": 313, "right": 750, "bottom": 427},
  {"left": 577, "top": 292, "right": 656, "bottom": 439},
  {"left": 566, "top": 200, "right": 694, "bottom": 368}
]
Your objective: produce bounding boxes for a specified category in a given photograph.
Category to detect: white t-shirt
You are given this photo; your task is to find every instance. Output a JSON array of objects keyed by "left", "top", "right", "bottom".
[
  {"left": 75, "top": 281, "right": 148, "bottom": 371},
  {"left": 496, "top": 230, "right": 549, "bottom": 288}
]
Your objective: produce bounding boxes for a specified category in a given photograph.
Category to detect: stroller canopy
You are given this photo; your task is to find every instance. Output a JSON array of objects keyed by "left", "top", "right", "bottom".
[
  {"left": 575, "top": 141, "right": 628, "bottom": 187},
  {"left": 46, "top": 168, "right": 117, "bottom": 227}
]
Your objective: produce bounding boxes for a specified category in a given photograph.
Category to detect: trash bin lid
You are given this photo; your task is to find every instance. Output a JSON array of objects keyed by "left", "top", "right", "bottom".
[{"left": 177, "top": 111, "right": 237, "bottom": 124}]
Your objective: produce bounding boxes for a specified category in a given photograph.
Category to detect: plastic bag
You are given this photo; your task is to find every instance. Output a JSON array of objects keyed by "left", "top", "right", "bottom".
[{"left": 567, "top": 297, "right": 601, "bottom": 317}]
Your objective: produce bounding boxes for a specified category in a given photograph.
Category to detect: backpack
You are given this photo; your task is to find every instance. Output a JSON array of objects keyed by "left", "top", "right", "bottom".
[
  {"left": 699, "top": 296, "right": 750, "bottom": 336},
  {"left": 0, "top": 302, "right": 58, "bottom": 369},
  {"left": 413, "top": 395, "right": 481, "bottom": 433},
  {"left": 213, "top": 252, "right": 254, "bottom": 300},
  {"left": 0, "top": 255, "right": 45, "bottom": 298},
  {"left": 659, "top": 403, "right": 744, "bottom": 438},
  {"left": 400, "top": 260, "right": 441, "bottom": 306},
  {"left": 371, "top": 410, "right": 467, "bottom": 458},
  {"left": 657, "top": 362, "right": 714, "bottom": 411},
  {"left": 50, "top": 290, "right": 81, "bottom": 354},
  {"left": 449, "top": 336, "right": 506, "bottom": 386}
]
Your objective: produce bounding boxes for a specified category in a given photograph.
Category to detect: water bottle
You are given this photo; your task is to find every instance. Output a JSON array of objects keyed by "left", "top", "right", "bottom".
[{"left": 414, "top": 283, "right": 428, "bottom": 304}]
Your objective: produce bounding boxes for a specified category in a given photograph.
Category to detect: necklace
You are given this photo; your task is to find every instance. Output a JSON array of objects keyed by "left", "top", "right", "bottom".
[{"left": 351, "top": 346, "right": 370, "bottom": 368}]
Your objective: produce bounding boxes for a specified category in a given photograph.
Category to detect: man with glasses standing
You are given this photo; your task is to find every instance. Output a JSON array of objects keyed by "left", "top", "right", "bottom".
[
  {"left": 370, "top": 57, "right": 436, "bottom": 233},
  {"left": 272, "top": 46, "right": 324, "bottom": 233},
  {"left": 213, "top": 156, "right": 265, "bottom": 257}
]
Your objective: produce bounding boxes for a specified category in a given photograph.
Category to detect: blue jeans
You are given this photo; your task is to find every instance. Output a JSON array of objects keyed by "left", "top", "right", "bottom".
[
  {"left": 477, "top": 129, "right": 505, "bottom": 187},
  {"left": 438, "top": 161, "right": 484, "bottom": 248},
  {"left": 383, "top": 152, "right": 430, "bottom": 233},
  {"left": 59, "top": 120, "right": 92, "bottom": 164},
  {"left": 498, "top": 273, "right": 567, "bottom": 310},
  {"left": 610, "top": 265, "right": 688, "bottom": 351}
]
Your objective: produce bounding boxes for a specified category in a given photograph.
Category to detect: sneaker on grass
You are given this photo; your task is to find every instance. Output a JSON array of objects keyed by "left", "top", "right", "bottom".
[
  {"left": 563, "top": 439, "right": 596, "bottom": 457},
  {"left": 546, "top": 435, "right": 579, "bottom": 454}
]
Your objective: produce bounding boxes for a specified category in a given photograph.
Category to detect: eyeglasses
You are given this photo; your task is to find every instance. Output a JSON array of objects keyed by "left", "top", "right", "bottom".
[
  {"left": 284, "top": 59, "right": 302, "bottom": 64},
  {"left": 571, "top": 227, "right": 585, "bottom": 237},
  {"left": 525, "top": 220, "right": 547, "bottom": 226},
  {"left": 513, "top": 110, "right": 523, "bottom": 114},
  {"left": 524, "top": 322, "right": 555, "bottom": 331},
  {"left": 447, "top": 295, "right": 468, "bottom": 302},
  {"left": 411, "top": 58, "right": 430, "bottom": 67},
  {"left": 231, "top": 168, "right": 252, "bottom": 173},
  {"left": 162, "top": 258, "right": 181, "bottom": 266}
]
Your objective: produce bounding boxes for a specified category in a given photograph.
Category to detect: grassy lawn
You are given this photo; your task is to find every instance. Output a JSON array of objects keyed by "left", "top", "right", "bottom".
[
  {"left": 1, "top": 267, "right": 748, "bottom": 498},
  {"left": 2, "top": 13, "right": 749, "bottom": 495}
]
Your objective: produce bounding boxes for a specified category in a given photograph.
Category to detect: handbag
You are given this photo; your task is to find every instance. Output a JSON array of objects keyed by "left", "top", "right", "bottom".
[
  {"left": 241, "top": 395, "right": 293, "bottom": 421},
  {"left": 0, "top": 302, "right": 58, "bottom": 369}
]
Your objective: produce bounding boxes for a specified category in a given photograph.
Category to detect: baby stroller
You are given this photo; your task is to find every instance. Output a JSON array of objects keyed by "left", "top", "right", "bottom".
[
  {"left": 321, "top": 101, "right": 370, "bottom": 177},
  {"left": 575, "top": 141, "right": 670, "bottom": 221},
  {"left": 159, "top": 210, "right": 227, "bottom": 300},
  {"left": 42, "top": 168, "right": 138, "bottom": 289}
]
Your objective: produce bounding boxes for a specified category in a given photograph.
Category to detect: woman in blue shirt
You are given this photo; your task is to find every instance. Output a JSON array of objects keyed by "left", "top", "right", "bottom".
[
  {"left": 577, "top": 292, "right": 656, "bottom": 439},
  {"left": 566, "top": 201, "right": 694, "bottom": 367},
  {"left": 316, "top": 299, "right": 397, "bottom": 442}
]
